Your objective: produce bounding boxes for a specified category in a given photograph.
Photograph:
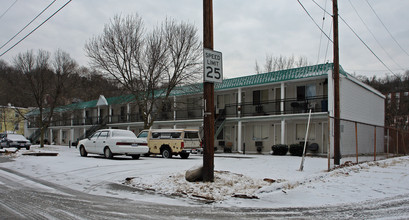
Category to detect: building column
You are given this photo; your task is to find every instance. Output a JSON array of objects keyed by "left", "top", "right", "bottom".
[
  {"left": 49, "top": 129, "right": 53, "bottom": 144},
  {"left": 280, "top": 82, "right": 285, "bottom": 114},
  {"left": 109, "top": 105, "right": 112, "bottom": 123},
  {"left": 237, "top": 121, "right": 242, "bottom": 152},
  {"left": 127, "top": 103, "right": 130, "bottom": 122},
  {"left": 59, "top": 129, "right": 62, "bottom": 145},
  {"left": 83, "top": 108, "right": 86, "bottom": 125},
  {"left": 281, "top": 119, "right": 286, "bottom": 145},
  {"left": 237, "top": 87, "right": 242, "bottom": 152},
  {"left": 173, "top": 96, "right": 177, "bottom": 129},
  {"left": 280, "top": 82, "right": 286, "bottom": 144},
  {"left": 70, "top": 128, "right": 74, "bottom": 145},
  {"left": 97, "top": 106, "right": 100, "bottom": 124}
]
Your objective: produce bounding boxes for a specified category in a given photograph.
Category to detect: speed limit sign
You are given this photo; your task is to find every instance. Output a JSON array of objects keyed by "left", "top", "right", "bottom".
[{"left": 203, "top": 48, "right": 223, "bottom": 83}]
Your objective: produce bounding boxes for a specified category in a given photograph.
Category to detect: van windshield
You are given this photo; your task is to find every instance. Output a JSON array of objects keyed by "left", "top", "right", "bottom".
[{"left": 184, "top": 132, "right": 199, "bottom": 139}]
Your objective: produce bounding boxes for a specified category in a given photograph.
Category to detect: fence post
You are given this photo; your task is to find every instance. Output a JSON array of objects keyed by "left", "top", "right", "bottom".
[
  {"left": 328, "top": 116, "right": 331, "bottom": 172},
  {"left": 386, "top": 128, "right": 389, "bottom": 158},
  {"left": 402, "top": 132, "right": 407, "bottom": 155},
  {"left": 374, "top": 126, "right": 377, "bottom": 161},
  {"left": 355, "top": 122, "right": 358, "bottom": 164},
  {"left": 397, "top": 130, "right": 399, "bottom": 155}
]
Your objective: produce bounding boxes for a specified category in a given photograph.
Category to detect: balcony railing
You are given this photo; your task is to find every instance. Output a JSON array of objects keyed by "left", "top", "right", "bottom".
[
  {"left": 225, "top": 96, "right": 328, "bottom": 117},
  {"left": 27, "top": 96, "right": 328, "bottom": 128}
]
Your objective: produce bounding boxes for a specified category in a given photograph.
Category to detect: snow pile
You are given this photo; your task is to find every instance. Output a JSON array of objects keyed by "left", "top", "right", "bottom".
[
  {"left": 123, "top": 156, "right": 409, "bottom": 204},
  {"left": 124, "top": 170, "right": 272, "bottom": 201}
]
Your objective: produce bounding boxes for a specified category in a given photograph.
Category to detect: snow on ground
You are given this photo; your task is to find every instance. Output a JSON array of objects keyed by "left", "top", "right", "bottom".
[{"left": 0, "top": 145, "right": 409, "bottom": 208}]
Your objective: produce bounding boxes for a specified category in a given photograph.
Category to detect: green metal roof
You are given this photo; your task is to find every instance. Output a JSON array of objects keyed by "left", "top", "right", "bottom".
[
  {"left": 170, "top": 63, "right": 345, "bottom": 95},
  {"left": 27, "top": 63, "right": 342, "bottom": 115},
  {"left": 217, "top": 63, "right": 339, "bottom": 90}
]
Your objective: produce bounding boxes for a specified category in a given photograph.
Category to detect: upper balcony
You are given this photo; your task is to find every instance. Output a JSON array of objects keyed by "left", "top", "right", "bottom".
[
  {"left": 225, "top": 96, "right": 328, "bottom": 117},
  {"left": 28, "top": 96, "right": 328, "bottom": 128}
]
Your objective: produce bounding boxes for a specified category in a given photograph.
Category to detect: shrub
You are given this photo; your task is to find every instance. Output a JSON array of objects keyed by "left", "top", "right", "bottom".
[
  {"left": 271, "top": 144, "right": 288, "bottom": 155},
  {"left": 289, "top": 144, "right": 304, "bottom": 156}
]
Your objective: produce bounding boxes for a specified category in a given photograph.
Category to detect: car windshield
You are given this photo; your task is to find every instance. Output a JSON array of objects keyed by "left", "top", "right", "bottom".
[
  {"left": 112, "top": 130, "right": 136, "bottom": 138},
  {"left": 8, "top": 134, "right": 27, "bottom": 140}
]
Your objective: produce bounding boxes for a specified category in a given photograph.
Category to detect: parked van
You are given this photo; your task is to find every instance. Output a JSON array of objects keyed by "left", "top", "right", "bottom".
[{"left": 137, "top": 129, "right": 201, "bottom": 159}]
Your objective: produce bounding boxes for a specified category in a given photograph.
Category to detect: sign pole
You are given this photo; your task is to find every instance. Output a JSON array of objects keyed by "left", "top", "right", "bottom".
[{"left": 203, "top": 0, "right": 214, "bottom": 182}]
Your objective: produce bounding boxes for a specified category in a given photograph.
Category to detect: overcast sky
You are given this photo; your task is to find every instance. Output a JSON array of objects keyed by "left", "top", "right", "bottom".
[{"left": 1, "top": 0, "right": 408, "bottom": 79}]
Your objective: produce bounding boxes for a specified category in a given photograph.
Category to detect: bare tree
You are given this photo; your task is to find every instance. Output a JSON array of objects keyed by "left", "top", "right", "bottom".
[
  {"left": 85, "top": 14, "right": 202, "bottom": 128},
  {"left": 255, "top": 60, "right": 261, "bottom": 74},
  {"left": 14, "top": 49, "right": 77, "bottom": 147},
  {"left": 257, "top": 54, "right": 310, "bottom": 73}
]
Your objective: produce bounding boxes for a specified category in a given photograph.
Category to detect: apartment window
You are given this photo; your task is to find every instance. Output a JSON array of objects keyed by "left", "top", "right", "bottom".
[
  {"left": 296, "top": 123, "right": 316, "bottom": 141},
  {"left": 253, "top": 124, "right": 269, "bottom": 140},
  {"left": 253, "top": 89, "right": 268, "bottom": 105},
  {"left": 306, "top": 84, "right": 316, "bottom": 98},
  {"left": 297, "top": 86, "right": 305, "bottom": 100},
  {"left": 297, "top": 84, "right": 316, "bottom": 101}
]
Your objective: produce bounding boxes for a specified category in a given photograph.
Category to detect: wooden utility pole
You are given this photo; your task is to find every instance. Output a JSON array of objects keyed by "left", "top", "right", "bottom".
[
  {"left": 203, "top": 0, "right": 215, "bottom": 182},
  {"left": 333, "top": 0, "right": 341, "bottom": 165}
]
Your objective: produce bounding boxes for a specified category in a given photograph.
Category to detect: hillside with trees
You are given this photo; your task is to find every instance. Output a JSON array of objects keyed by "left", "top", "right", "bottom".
[{"left": 0, "top": 58, "right": 122, "bottom": 108}]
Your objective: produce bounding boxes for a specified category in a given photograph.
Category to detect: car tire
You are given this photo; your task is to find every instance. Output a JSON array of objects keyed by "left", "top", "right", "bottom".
[
  {"left": 161, "top": 147, "right": 172, "bottom": 159},
  {"left": 132, "top": 154, "right": 140, "bottom": 160},
  {"left": 79, "top": 146, "right": 88, "bottom": 157},
  {"left": 180, "top": 152, "right": 190, "bottom": 159},
  {"left": 26, "top": 146, "right": 30, "bottom": 150},
  {"left": 104, "top": 147, "right": 113, "bottom": 159}
]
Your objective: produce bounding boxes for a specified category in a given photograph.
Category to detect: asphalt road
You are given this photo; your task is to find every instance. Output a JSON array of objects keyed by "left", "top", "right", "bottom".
[{"left": 0, "top": 166, "right": 408, "bottom": 219}]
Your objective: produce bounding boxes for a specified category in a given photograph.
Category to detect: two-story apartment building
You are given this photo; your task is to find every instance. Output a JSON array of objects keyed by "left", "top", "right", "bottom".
[{"left": 25, "top": 63, "right": 385, "bottom": 155}]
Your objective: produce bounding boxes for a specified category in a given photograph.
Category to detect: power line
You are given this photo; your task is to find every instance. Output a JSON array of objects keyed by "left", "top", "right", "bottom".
[
  {"left": 296, "top": 0, "right": 333, "bottom": 44},
  {"left": 0, "top": 0, "right": 18, "bottom": 21},
  {"left": 316, "top": 0, "right": 329, "bottom": 64},
  {"left": 311, "top": 0, "right": 399, "bottom": 77},
  {"left": 0, "top": 0, "right": 57, "bottom": 51},
  {"left": 323, "top": 20, "right": 332, "bottom": 64},
  {"left": 348, "top": 0, "right": 405, "bottom": 71},
  {"left": 365, "top": 0, "right": 409, "bottom": 59},
  {"left": 0, "top": 0, "right": 72, "bottom": 58},
  {"left": 338, "top": 14, "right": 398, "bottom": 77}
]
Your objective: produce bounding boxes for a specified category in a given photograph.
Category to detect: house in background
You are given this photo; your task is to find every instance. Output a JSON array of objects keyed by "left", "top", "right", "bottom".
[
  {"left": 0, "top": 104, "right": 29, "bottom": 136},
  {"left": 25, "top": 63, "right": 385, "bottom": 156}
]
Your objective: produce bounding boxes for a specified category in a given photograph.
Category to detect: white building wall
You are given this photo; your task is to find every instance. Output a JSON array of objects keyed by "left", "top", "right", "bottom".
[
  {"left": 339, "top": 75, "right": 385, "bottom": 155},
  {"left": 340, "top": 76, "right": 385, "bottom": 126}
]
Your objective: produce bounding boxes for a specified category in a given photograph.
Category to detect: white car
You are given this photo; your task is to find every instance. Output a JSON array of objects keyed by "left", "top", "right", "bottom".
[{"left": 78, "top": 129, "right": 149, "bottom": 159}]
